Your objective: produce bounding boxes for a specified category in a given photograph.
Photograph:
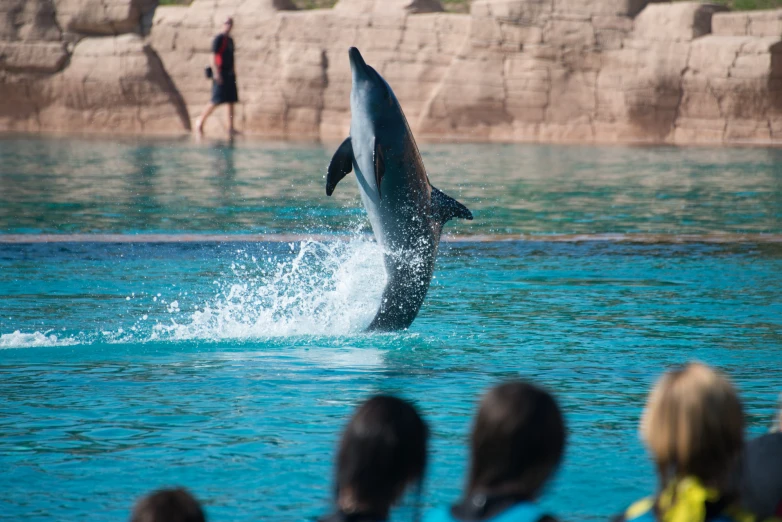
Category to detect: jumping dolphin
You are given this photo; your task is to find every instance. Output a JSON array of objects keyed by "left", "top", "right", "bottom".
[{"left": 326, "top": 47, "right": 473, "bottom": 331}]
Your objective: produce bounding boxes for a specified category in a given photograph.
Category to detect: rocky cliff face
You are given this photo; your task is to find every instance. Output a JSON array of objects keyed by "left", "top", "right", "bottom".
[
  {"left": 2, "top": 0, "right": 781, "bottom": 144},
  {"left": 0, "top": 0, "right": 187, "bottom": 134}
]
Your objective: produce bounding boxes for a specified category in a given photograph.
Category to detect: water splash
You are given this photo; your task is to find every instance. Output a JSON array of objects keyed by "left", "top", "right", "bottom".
[
  {"left": 0, "top": 331, "right": 78, "bottom": 349},
  {"left": 0, "top": 237, "right": 387, "bottom": 348},
  {"left": 146, "top": 237, "right": 386, "bottom": 341}
]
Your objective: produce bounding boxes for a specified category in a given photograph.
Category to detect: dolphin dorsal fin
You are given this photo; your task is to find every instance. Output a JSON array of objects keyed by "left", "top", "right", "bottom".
[
  {"left": 431, "top": 186, "right": 473, "bottom": 223},
  {"left": 326, "top": 137, "right": 354, "bottom": 196}
]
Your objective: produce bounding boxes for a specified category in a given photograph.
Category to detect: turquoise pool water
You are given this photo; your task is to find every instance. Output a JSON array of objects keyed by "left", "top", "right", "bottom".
[{"left": 1, "top": 137, "right": 781, "bottom": 522}]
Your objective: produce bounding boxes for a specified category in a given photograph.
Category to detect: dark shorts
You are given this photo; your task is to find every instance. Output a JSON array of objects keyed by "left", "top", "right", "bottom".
[{"left": 212, "top": 73, "right": 238, "bottom": 105}]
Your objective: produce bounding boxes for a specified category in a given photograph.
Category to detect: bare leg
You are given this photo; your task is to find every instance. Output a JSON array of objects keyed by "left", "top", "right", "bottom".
[
  {"left": 195, "top": 103, "right": 218, "bottom": 134},
  {"left": 227, "top": 103, "right": 235, "bottom": 136}
]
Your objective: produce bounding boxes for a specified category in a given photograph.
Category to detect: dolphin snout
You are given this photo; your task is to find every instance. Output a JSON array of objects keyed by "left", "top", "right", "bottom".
[
  {"left": 348, "top": 47, "right": 365, "bottom": 67},
  {"left": 348, "top": 47, "right": 370, "bottom": 80}
]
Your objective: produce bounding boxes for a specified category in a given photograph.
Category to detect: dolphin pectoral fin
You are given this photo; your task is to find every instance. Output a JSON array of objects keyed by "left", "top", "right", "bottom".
[
  {"left": 326, "top": 137, "right": 354, "bottom": 196},
  {"left": 431, "top": 186, "right": 473, "bottom": 223},
  {"left": 374, "top": 138, "right": 385, "bottom": 199}
]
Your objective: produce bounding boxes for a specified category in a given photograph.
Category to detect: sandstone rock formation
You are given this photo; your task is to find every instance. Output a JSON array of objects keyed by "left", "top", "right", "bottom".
[
  {"left": 56, "top": 0, "right": 158, "bottom": 36},
  {"left": 334, "top": 0, "right": 444, "bottom": 15},
  {"left": 713, "top": 8, "right": 782, "bottom": 37},
  {"left": 2, "top": 0, "right": 782, "bottom": 144},
  {"left": 41, "top": 34, "right": 189, "bottom": 133},
  {"left": 0, "top": 0, "right": 188, "bottom": 133}
]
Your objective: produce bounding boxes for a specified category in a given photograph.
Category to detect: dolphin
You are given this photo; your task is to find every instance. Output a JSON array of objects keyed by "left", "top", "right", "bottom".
[{"left": 326, "top": 47, "right": 473, "bottom": 331}]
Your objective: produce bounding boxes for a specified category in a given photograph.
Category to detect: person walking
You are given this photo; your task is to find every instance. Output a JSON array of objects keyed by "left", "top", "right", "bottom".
[{"left": 195, "top": 17, "right": 238, "bottom": 136}]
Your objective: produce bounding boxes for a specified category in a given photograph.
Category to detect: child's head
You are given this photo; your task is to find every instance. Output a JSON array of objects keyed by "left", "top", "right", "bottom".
[
  {"left": 130, "top": 488, "right": 205, "bottom": 522},
  {"left": 467, "top": 381, "right": 566, "bottom": 499},
  {"left": 641, "top": 362, "right": 744, "bottom": 486},
  {"left": 335, "top": 395, "right": 429, "bottom": 515}
]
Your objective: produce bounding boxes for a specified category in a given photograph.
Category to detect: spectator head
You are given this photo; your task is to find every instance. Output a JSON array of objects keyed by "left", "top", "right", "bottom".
[
  {"left": 130, "top": 487, "right": 205, "bottom": 522},
  {"left": 335, "top": 395, "right": 429, "bottom": 517},
  {"left": 223, "top": 17, "right": 233, "bottom": 34},
  {"left": 641, "top": 362, "right": 744, "bottom": 487},
  {"left": 467, "top": 381, "right": 566, "bottom": 500}
]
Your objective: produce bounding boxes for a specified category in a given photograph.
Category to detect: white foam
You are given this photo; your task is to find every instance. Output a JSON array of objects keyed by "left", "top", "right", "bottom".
[
  {"left": 147, "top": 237, "right": 386, "bottom": 341},
  {"left": 0, "top": 330, "right": 79, "bottom": 349},
  {"left": 1, "top": 237, "right": 387, "bottom": 347}
]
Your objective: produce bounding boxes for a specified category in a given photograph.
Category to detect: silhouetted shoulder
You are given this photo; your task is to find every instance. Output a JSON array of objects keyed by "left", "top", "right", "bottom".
[
  {"left": 318, "top": 512, "right": 385, "bottom": 522},
  {"left": 740, "top": 432, "right": 782, "bottom": 519},
  {"left": 426, "top": 503, "right": 558, "bottom": 522}
]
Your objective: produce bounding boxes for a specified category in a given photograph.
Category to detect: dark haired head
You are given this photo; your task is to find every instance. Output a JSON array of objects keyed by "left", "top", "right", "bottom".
[
  {"left": 467, "top": 381, "right": 566, "bottom": 500},
  {"left": 130, "top": 488, "right": 205, "bottom": 522},
  {"left": 335, "top": 395, "right": 429, "bottom": 517}
]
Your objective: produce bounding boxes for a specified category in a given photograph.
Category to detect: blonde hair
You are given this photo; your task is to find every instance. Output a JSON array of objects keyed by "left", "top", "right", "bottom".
[{"left": 641, "top": 362, "right": 744, "bottom": 487}]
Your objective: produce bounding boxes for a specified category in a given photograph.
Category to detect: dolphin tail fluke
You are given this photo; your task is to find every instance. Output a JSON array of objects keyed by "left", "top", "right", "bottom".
[
  {"left": 366, "top": 281, "right": 423, "bottom": 332},
  {"left": 431, "top": 186, "right": 473, "bottom": 223},
  {"left": 367, "top": 304, "right": 414, "bottom": 332},
  {"left": 326, "top": 137, "right": 354, "bottom": 196},
  {"left": 366, "top": 259, "right": 432, "bottom": 332}
]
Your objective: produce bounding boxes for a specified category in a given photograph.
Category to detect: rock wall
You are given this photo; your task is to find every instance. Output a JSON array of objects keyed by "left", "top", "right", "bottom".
[
  {"left": 2, "top": 0, "right": 782, "bottom": 144},
  {"left": 0, "top": 0, "right": 188, "bottom": 134}
]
